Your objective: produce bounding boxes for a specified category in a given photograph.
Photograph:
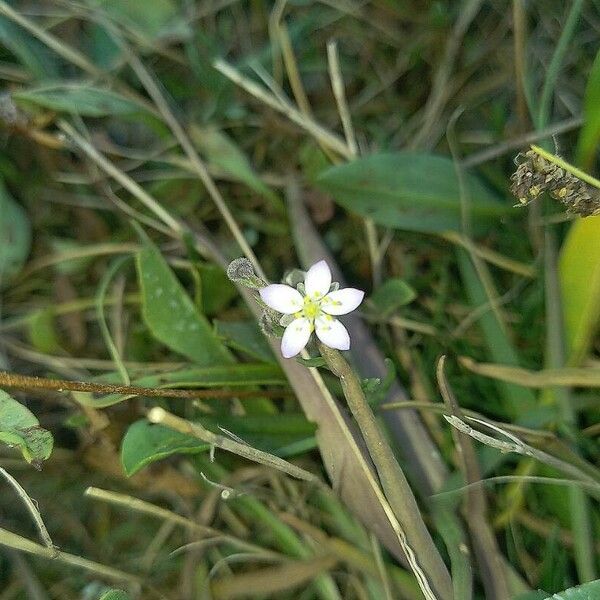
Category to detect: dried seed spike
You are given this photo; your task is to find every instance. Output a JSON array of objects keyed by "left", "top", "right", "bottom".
[{"left": 509, "top": 149, "right": 600, "bottom": 216}]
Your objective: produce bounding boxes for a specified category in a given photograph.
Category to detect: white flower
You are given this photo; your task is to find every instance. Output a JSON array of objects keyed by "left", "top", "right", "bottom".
[{"left": 259, "top": 260, "right": 364, "bottom": 358}]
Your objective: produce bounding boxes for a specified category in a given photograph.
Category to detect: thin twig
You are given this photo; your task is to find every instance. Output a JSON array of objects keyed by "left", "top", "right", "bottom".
[
  {"left": 0, "top": 370, "right": 290, "bottom": 400},
  {"left": 439, "top": 231, "right": 535, "bottom": 278},
  {"left": 85, "top": 487, "right": 281, "bottom": 559},
  {"left": 512, "top": 0, "right": 529, "bottom": 129},
  {"left": 459, "top": 356, "right": 600, "bottom": 387},
  {"left": 326, "top": 40, "right": 358, "bottom": 156},
  {"left": 147, "top": 408, "right": 320, "bottom": 484},
  {"left": 460, "top": 116, "right": 582, "bottom": 167},
  {"left": 58, "top": 121, "right": 183, "bottom": 233},
  {"left": 0, "top": 468, "right": 54, "bottom": 551},
  {"left": 443, "top": 414, "right": 600, "bottom": 491},
  {"left": 536, "top": 0, "right": 585, "bottom": 130},
  {"left": 433, "top": 475, "right": 600, "bottom": 500},
  {"left": 0, "top": 1, "right": 101, "bottom": 76},
  {"left": 213, "top": 58, "right": 352, "bottom": 159},
  {"left": 410, "top": 0, "right": 483, "bottom": 149},
  {"left": 0, "top": 526, "right": 140, "bottom": 584}
]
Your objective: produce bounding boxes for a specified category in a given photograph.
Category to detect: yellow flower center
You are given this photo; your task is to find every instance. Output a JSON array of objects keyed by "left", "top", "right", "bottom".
[
  {"left": 295, "top": 294, "right": 333, "bottom": 323},
  {"left": 297, "top": 294, "right": 320, "bottom": 320}
]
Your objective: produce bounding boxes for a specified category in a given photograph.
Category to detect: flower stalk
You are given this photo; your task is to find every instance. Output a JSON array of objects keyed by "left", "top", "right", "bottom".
[{"left": 318, "top": 343, "right": 453, "bottom": 600}]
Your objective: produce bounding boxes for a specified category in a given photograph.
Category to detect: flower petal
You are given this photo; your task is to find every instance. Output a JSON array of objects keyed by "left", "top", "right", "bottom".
[
  {"left": 259, "top": 284, "right": 303, "bottom": 314},
  {"left": 281, "top": 318, "right": 312, "bottom": 358},
  {"left": 321, "top": 288, "right": 365, "bottom": 315},
  {"left": 315, "top": 316, "right": 350, "bottom": 351},
  {"left": 304, "top": 260, "right": 332, "bottom": 298}
]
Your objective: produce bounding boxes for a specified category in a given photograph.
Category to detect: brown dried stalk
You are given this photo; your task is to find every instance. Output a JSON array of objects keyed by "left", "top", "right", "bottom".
[{"left": 0, "top": 371, "right": 289, "bottom": 400}]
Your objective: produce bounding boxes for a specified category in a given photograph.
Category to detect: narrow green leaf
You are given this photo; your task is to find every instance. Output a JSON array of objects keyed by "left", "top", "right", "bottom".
[
  {"left": 0, "top": 178, "right": 30, "bottom": 283},
  {"left": 432, "top": 503, "right": 473, "bottom": 600},
  {"left": 456, "top": 249, "right": 536, "bottom": 418},
  {"left": 135, "top": 236, "right": 232, "bottom": 366},
  {"left": 126, "top": 363, "right": 284, "bottom": 387},
  {"left": 96, "top": 256, "right": 131, "bottom": 384},
  {"left": 191, "top": 124, "right": 281, "bottom": 209},
  {"left": 0, "top": 16, "right": 59, "bottom": 78},
  {"left": 316, "top": 153, "right": 508, "bottom": 234},
  {"left": 76, "top": 363, "right": 285, "bottom": 408},
  {"left": 575, "top": 45, "right": 600, "bottom": 168},
  {"left": 0, "top": 390, "right": 53, "bottom": 467},
  {"left": 13, "top": 84, "right": 148, "bottom": 117}
]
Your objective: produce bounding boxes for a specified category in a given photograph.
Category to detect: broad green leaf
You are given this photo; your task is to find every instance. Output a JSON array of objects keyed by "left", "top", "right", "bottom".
[
  {"left": 559, "top": 215, "right": 600, "bottom": 365},
  {"left": 316, "top": 152, "right": 508, "bottom": 234},
  {"left": 215, "top": 320, "right": 275, "bottom": 362},
  {"left": 515, "top": 578, "right": 600, "bottom": 599},
  {"left": 13, "top": 85, "right": 148, "bottom": 117},
  {"left": 135, "top": 236, "right": 232, "bottom": 366},
  {"left": 369, "top": 278, "right": 416, "bottom": 317},
  {"left": 98, "top": 590, "right": 131, "bottom": 600},
  {"left": 122, "top": 414, "right": 315, "bottom": 476},
  {"left": 0, "top": 179, "right": 31, "bottom": 283},
  {"left": 0, "top": 390, "right": 53, "bottom": 466},
  {"left": 575, "top": 48, "right": 600, "bottom": 169},
  {"left": 191, "top": 125, "right": 281, "bottom": 209},
  {"left": 77, "top": 363, "right": 285, "bottom": 407},
  {"left": 121, "top": 420, "right": 209, "bottom": 476}
]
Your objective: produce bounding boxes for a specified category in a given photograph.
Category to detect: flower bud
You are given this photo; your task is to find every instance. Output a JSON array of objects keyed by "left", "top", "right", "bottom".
[{"left": 226, "top": 257, "right": 266, "bottom": 289}]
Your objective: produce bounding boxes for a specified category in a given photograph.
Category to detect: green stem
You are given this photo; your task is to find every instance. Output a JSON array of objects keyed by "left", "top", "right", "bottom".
[
  {"left": 530, "top": 145, "right": 600, "bottom": 189},
  {"left": 318, "top": 343, "right": 453, "bottom": 600}
]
